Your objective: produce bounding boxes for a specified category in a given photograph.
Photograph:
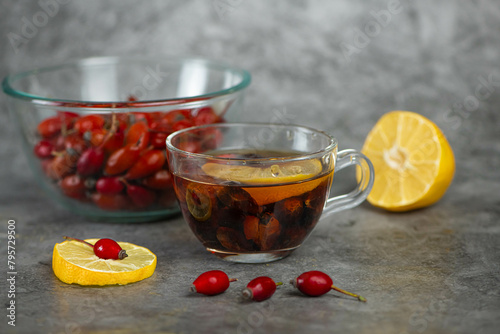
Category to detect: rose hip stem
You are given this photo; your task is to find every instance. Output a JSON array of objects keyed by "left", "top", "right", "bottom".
[
  {"left": 64, "top": 236, "right": 94, "bottom": 248},
  {"left": 331, "top": 285, "right": 366, "bottom": 302}
]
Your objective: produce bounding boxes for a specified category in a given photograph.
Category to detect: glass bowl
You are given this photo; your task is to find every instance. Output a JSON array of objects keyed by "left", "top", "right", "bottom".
[{"left": 2, "top": 56, "right": 251, "bottom": 222}]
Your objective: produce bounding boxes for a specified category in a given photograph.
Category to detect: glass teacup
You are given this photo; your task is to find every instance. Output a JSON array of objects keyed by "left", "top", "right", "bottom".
[{"left": 166, "top": 123, "right": 374, "bottom": 263}]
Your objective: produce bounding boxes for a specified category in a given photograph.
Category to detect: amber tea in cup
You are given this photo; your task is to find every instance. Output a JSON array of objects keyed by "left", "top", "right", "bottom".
[{"left": 166, "top": 123, "right": 374, "bottom": 263}]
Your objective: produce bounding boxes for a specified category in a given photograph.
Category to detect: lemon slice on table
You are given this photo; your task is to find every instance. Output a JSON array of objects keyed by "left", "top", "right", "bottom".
[
  {"left": 52, "top": 239, "right": 157, "bottom": 286},
  {"left": 202, "top": 159, "right": 329, "bottom": 205},
  {"left": 360, "top": 111, "right": 455, "bottom": 212}
]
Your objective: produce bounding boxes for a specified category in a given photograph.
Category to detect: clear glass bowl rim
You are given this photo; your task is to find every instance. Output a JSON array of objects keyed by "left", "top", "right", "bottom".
[
  {"left": 1, "top": 56, "right": 251, "bottom": 107},
  {"left": 166, "top": 122, "right": 338, "bottom": 164}
]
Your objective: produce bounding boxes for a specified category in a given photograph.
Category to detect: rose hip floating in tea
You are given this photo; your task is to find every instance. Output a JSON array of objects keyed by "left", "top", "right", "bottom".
[
  {"left": 254, "top": 213, "right": 282, "bottom": 251},
  {"left": 274, "top": 196, "right": 304, "bottom": 227}
]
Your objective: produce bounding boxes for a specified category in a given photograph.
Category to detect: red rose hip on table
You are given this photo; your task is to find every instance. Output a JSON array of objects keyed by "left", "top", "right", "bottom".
[
  {"left": 191, "top": 270, "right": 237, "bottom": 296},
  {"left": 291, "top": 271, "right": 366, "bottom": 302}
]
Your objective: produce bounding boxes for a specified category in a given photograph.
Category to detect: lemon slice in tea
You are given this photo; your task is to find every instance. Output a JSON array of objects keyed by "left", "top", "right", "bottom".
[
  {"left": 52, "top": 239, "right": 157, "bottom": 286},
  {"left": 202, "top": 159, "right": 323, "bottom": 184},
  {"left": 202, "top": 159, "right": 328, "bottom": 205},
  {"left": 186, "top": 183, "right": 213, "bottom": 221}
]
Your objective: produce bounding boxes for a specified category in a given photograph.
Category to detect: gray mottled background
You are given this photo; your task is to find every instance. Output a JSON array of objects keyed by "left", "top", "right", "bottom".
[
  {"left": 2, "top": 0, "right": 499, "bottom": 166},
  {"left": 1, "top": 1, "right": 500, "bottom": 334}
]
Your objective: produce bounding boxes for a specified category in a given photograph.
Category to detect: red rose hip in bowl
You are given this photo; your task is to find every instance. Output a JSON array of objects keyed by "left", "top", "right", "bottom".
[{"left": 2, "top": 57, "right": 250, "bottom": 222}]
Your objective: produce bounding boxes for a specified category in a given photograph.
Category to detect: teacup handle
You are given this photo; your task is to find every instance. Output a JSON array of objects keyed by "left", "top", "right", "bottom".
[{"left": 322, "top": 149, "right": 375, "bottom": 218}]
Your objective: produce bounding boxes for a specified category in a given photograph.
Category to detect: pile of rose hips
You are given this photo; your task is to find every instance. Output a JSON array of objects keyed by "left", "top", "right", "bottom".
[
  {"left": 191, "top": 270, "right": 367, "bottom": 302},
  {"left": 33, "top": 103, "right": 223, "bottom": 211}
]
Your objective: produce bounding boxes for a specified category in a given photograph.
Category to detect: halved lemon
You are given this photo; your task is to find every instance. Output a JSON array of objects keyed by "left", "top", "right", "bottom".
[
  {"left": 52, "top": 239, "right": 157, "bottom": 286},
  {"left": 361, "top": 111, "right": 455, "bottom": 211},
  {"left": 202, "top": 159, "right": 329, "bottom": 205}
]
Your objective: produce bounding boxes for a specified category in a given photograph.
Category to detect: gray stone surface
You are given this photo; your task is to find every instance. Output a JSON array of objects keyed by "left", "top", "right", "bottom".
[{"left": 1, "top": 0, "right": 499, "bottom": 333}]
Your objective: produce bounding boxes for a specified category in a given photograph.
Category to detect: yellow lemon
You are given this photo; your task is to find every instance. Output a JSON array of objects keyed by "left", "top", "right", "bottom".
[
  {"left": 52, "top": 239, "right": 157, "bottom": 286},
  {"left": 361, "top": 111, "right": 455, "bottom": 211}
]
